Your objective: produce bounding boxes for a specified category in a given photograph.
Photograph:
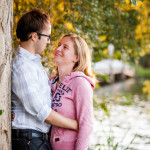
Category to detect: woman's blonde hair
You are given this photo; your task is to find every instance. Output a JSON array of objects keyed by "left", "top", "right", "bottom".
[{"left": 55, "top": 34, "right": 96, "bottom": 81}]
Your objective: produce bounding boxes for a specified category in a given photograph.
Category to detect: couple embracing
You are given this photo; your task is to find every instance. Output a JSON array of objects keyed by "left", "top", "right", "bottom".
[{"left": 12, "top": 8, "right": 95, "bottom": 150}]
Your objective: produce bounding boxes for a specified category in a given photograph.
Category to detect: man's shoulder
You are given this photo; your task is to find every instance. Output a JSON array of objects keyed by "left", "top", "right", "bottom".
[
  {"left": 12, "top": 54, "right": 35, "bottom": 72},
  {"left": 13, "top": 53, "right": 24, "bottom": 63}
]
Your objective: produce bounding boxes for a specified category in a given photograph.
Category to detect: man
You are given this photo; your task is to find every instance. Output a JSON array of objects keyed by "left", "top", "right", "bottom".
[{"left": 11, "top": 8, "right": 77, "bottom": 150}]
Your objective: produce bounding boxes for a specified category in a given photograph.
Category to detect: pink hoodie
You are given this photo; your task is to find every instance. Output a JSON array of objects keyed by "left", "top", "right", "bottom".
[{"left": 49, "top": 71, "right": 95, "bottom": 150}]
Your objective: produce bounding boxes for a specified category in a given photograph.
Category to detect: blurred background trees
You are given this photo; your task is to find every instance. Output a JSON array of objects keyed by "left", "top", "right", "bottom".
[
  {"left": 13, "top": 0, "right": 150, "bottom": 65},
  {"left": 13, "top": 0, "right": 150, "bottom": 93}
]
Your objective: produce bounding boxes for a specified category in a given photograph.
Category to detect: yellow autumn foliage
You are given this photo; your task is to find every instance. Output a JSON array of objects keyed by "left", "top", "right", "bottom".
[
  {"left": 57, "top": 2, "right": 64, "bottom": 12},
  {"left": 12, "top": 0, "right": 150, "bottom": 70},
  {"left": 99, "top": 35, "right": 107, "bottom": 41},
  {"left": 139, "top": 50, "right": 145, "bottom": 57},
  {"left": 102, "top": 49, "right": 108, "bottom": 55},
  {"left": 143, "top": 80, "right": 150, "bottom": 98},
  {"left": 64, "top": 22, "right": 74, "bottom": 30},
  {"left": 118, "top": 0, "right": 150, "bottom": 56}
]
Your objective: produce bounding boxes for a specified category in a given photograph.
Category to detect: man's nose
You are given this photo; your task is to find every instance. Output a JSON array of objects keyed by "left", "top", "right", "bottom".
[{"left": 47, "top": 39, "right": 50, "bottom": 44}]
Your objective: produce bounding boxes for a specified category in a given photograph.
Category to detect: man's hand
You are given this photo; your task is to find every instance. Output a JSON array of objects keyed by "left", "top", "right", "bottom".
[{"left": 11, "top": 112, "right": 15, "bottom": 121}]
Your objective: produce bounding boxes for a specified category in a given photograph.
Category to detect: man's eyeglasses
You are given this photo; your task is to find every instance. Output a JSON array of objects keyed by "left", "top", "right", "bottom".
[{"left": 36, "top": 32, "right": 51, "bottom": 41}]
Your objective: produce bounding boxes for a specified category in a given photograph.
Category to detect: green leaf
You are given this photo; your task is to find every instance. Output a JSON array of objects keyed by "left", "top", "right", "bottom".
[
  {"left": 0, "top": 110, "right": 2, "bottom": 115},
  {"left": 131, "top": 0, "right": 137, "bottom": 5},
  {"left": 113, "top": 143, "right": 119, "bottom": 150}
]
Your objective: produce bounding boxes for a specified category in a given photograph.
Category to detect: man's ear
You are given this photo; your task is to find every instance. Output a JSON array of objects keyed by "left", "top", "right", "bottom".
[{"left": 30, "top": 32, "right": 37, "bottom": 41}]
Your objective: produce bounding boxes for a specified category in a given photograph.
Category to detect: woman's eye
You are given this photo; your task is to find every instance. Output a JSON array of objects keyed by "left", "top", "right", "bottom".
[{"left": 64, "top": 46, "right": 68, "bottom": 49}]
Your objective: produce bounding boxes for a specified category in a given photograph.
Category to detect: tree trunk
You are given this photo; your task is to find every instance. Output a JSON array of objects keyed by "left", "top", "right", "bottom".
[{"left": 0, "top": 0, "right": 13, "bottom": 149}]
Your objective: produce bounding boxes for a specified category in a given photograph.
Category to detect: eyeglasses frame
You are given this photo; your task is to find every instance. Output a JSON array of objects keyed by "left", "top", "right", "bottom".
[{"left": 36, "top": 32, "right": 51, "bottom": 41}]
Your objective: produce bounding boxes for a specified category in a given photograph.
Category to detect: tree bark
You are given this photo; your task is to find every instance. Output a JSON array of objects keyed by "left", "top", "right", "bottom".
[{"left": 0, "top": 0, "right": 13, "bottom": 149}]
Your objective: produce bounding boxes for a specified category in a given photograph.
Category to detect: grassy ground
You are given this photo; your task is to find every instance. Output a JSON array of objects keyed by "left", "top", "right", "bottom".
[{"left": 134, "top": 64, "right": 150, "bottom": 78}]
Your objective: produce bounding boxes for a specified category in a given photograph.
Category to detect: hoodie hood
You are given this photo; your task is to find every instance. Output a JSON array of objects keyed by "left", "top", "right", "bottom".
[{"left": 50, "top": 71, "right": 95, "bottom": 90}]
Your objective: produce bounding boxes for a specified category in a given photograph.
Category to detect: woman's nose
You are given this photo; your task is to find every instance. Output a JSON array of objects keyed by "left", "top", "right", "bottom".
[{"left": 56, "top": 46, "right": 62, "bottom": 51}]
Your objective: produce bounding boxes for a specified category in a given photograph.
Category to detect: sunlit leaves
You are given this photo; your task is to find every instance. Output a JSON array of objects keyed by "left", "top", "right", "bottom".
[
  {"left": 131, "top": 0, "right": 137, "bottom": 5},
  {"left": 64, "top": 22, "right": 74, "bottom": 31},
  {"left": 57, "top": 2, "right": 64, "bottom": 12},
  {"left": 130, "top": 0, "right": 145, "bottom": 6},
  {"left": 13, "top": 0, "right": 148, "bottom": 70},
  {"left": 99, "top": 35, "right": 107, "bottom": 41},
  {"left": 143, "top": 80, "right": 150, "bottom": 98}
]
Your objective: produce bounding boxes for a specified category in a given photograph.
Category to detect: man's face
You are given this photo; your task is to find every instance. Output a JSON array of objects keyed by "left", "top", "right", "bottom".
[{"left": 35, "top": 21, "right": 51, "bottom": 54}]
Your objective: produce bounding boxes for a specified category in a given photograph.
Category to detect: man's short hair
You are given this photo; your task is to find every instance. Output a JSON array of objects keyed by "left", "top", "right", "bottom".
[{"left": 16, "top": 8, "right": 50, "bottom": 41}]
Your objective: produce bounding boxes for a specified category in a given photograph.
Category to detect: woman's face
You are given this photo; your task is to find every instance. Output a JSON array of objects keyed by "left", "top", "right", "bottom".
[{"left": 54, "top": 37, "right": 78, "bottom": 68}]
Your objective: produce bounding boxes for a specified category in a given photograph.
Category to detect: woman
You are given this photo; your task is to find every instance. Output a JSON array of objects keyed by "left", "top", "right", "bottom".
[{"left": 50, "top": 34, "right": 95, "bottom": 150}]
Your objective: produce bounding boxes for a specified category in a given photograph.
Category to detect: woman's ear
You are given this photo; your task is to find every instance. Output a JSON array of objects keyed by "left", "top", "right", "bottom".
[{"left": 73, "top": 56, "right": 79, "bottom": 63}]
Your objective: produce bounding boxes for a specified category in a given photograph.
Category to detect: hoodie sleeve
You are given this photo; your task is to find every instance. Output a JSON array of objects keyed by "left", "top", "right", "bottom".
[{"left": 74, "top": 78, "right": 94, "bottom": 150}]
